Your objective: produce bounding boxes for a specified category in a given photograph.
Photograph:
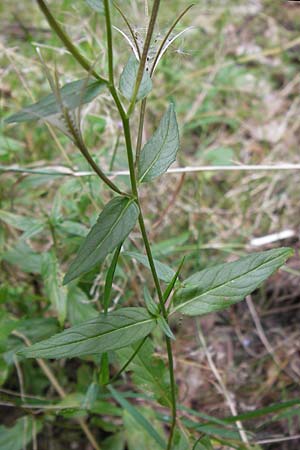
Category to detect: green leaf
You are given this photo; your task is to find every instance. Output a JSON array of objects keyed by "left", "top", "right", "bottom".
[
  {"left": 0, "top": 210, "right": 45, "bottom": 239},
  {"left": 103, "top": 244, "right": 122, "bottom": 313},
  {"left": 163, "top": 257, "right": 185, "bottom": 303},
  {"left": 221, "top": 398, "right": 300, "bottom": 424},
  {"left": 123, "top": 406, "right": 165, "bottom": 450},
  {"left": 119, "top": 55, "right": 152, "bottom": 102},
  {"left": 109, "top": 387, "right": 166, "bottom": 449},
  {"left": 138, "top": 104, "right": 180, "bottom": 182},
  {"left": 42, "top": 251, "right": 67, "bottom": 326},
  {"left": 17, "top": 307, "right": 156, "bottom": 359},
  {"left": 173, "top": 429, "right": 190, "bottom": 450},
  {"left": 124, "top": 251, "right": 176, "bottom": 283},
  {"left": 204, "top": 147, "right": 234, "bottom": 166},
  {"left": 86, "top": 0, "right": 104, "bottom": 13},
  {"left": 0, "top": 357, "right": 9, "bottom": 386},
  {"left": 102, "top": 433, "right": 125, "bottom": 450},
  {"left": 64, "top": 197, "right": 139, "bottom": 284},
  {"left": 7, "top": 318, "right": 60, "bottom": 362},
  {"left": 117, "top": 338, "right": 172, "bottom": 407},
  {"left": 99, "top": 352, "right": 110, "bottom": 385},
  {"left": 172, "top": 248, "right": 293, "bottom": 316},
  {"left": 0, "top": 209, "right": 42, "bottom": 232},
  {"left": 81, "top": 382, "right": 100, "bottom": 410},
  {"left": 58, "top": 220, "right": 89, "bottom": 237},
  {"left": 5, "top": 78, "right": 105, "bottom": 124},
  {"left": 157, "top": 316, "right": 175, "bottom": 340},
  {"left": 143, "top": 286, "right": 159, "bottom": 316},
  {"left": 193, "top": 436, "right": 214, "bottom": 450},
  {"left": 67, "top": 286, "right": 98, "bottom": 326},
  {"left": 3, "top": 242, "right": 43, "bottom": 274},
  {"left": 0, "top": 416, "right": 42, "bottom": 450}
]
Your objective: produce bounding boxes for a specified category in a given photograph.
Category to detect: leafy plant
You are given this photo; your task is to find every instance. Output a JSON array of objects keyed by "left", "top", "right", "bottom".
[{"left": 3, "top": 0, "right": 294, "bottom": 449}]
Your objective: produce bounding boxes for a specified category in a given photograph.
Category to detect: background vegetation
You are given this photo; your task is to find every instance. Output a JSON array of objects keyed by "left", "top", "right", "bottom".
[{"left": 1, "top": 0, "right": 300, "bottom": 449}]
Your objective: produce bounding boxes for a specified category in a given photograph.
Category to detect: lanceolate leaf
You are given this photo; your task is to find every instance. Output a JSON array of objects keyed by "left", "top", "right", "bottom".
[
  {"left": 86, "top": 0, "right": 104, "bottom": 13},
  {"left": 138, "top": 104, "right": 179, "bottom": 182},
  {"left": 64, "top": 197, "right": 139, "bottom": 284},
  {"left": 172, "top": 248, "right": 292, "bottom": 316},
  {"left": 5, "top": 78, "right": 105, "bottom": 124},
  {"left": 0, "top": 210, "right": 42, "bottom": 232},
  {"left": 123, "top": 251, "right": 176, "bottom": 283},
  {"left": 119, "top": 55, "right": 152, "bottom": 102},
  {"left": 18, "top": 307, "right": 156, "bottom": 359}
]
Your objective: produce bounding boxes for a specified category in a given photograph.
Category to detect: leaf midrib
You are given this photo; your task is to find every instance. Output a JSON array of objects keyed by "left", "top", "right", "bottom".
[
  {"left": 26, "top": 315, "right": 155, "bottom": 352},
  {"left": 173, "top": 252, "right": 287, "bottom": 313},
  {"left": 139, "top": 107, "right": 174, "bottom": 182},
  {"left": 74, "top": 198, "right": 137, "bottom": 269}
]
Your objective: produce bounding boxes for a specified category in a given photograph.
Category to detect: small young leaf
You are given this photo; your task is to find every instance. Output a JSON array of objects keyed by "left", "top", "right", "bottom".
[
  {"left": 5, "top": 78, "right": 106, "bottom": 124},
  {"left": 17, "top": 307, "right": 156, "bottom": 359},
  {"left": 81, "top": 382, "right": 100, "bottom": 410},
  {"left": 143, "top": 286, "right": 159, "bottom": 316},
  {"left": 138, "top": 104, "right": 179, "bottom": 182},
  {"left": 119, "top": 55, "right": 152, "bottom": 102},
  {"left": 86, "top": 0, "right": 104, "bottom": 13},
  {"left": 42, "top": 251, "right": 67, "bottom": 326},
  {"left": 164, "top": 257, "right": 185, "bottom": 303},
  {"left": 123, "top": 251, "right": 176, "bottom": 283},
  {"left": 64, "top": 197, "right": 139, "bottom": 284},
  {"left": 157, "top": 316, "right": 175, "bottom": 340},
  {"left": 172, "top": 248, "right": 293, "bottom": 316}
]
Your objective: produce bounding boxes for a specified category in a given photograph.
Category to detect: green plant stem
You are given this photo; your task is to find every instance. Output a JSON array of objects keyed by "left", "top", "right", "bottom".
[
  {"left": 63, "top": 108, "right": 125, "bottom": 196},
  {"left": 104, "top": 0, "right": 114, "bottom": 85},
  {"left": 127, "top": 0, "right": 161, "bottom": 115},
  {"left": 109, "top": 132, "right": 120, "bottom": 171},
  {"left": 138, "top": 213, "right": 177, "bottom": 450},
  {"left": 106, "top": 337, "right": 147, "bottom": 385},
  {"left": 103, "top": 243, "right": 122, "bottom": 313},
  {"left": 104, "top": 3, "right": 177, "bottom": 448},
  {"left": 135, "top": 98, "right": 147, "bottom": 167},
  {"left": 36, "top": 0, "right": 105, "bottom": 82},
  {"left": 77, "top": 140, "right": 124, "bottom": 195}
]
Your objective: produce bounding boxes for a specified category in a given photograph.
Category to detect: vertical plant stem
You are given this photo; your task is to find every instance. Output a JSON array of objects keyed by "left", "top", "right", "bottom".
[
  {"left": 103, "top": 2, "right": 177, "bottom": 448},
  {"left": 104, "top": 0, "right": 114, "bottom": 86},
  {"left": 135, "top": 98, "right": 147, "bottom": 167},
  {"left": 103, "top": 243, "right": 122, "bottom": 313},
  {"left": 128, "top": 0, "right": 161, "bottom": 115},
  {"left": 138, "top": 213, "right": 177, "bottom": 450}
]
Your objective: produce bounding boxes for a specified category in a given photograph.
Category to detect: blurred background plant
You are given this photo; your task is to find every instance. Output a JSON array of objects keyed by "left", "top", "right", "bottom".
[{"left": 1, "top": 1, "right": 300, "bottom": 449}]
